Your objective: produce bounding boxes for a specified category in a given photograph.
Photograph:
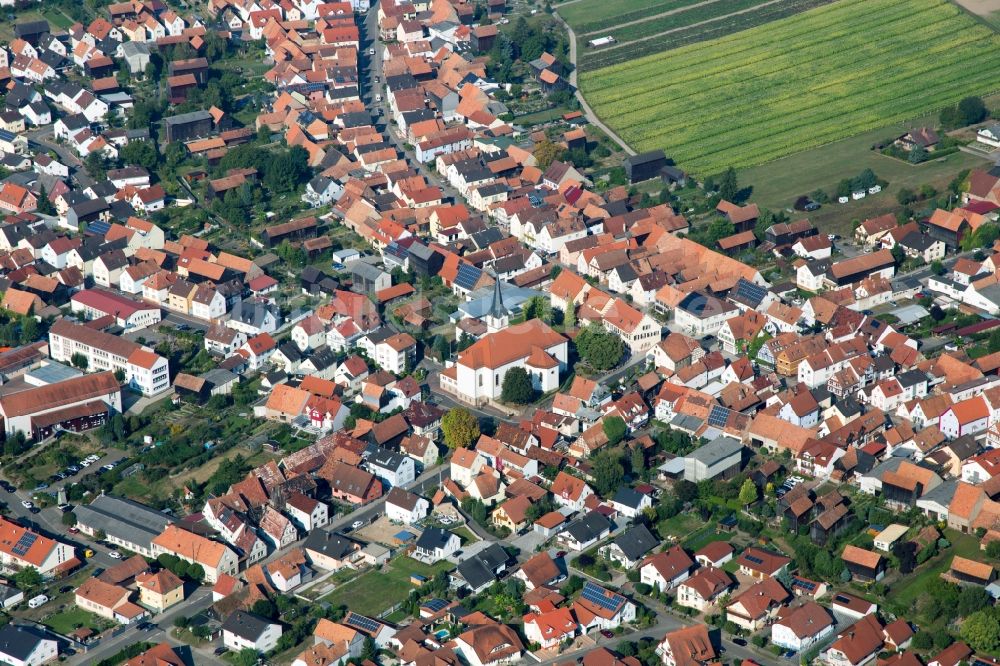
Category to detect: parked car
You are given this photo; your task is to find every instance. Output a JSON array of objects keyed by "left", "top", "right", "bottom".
[
  {"left": 108, "top": 551, "right": 122, "bottom": 560},
  {"left": 804, "top": 202, "right": 821, "bottom": 211},
  {"left": 20, "top": 500, "right": 33, "bottom": 509},
  {"left": 214, "top": 647, "right": 229, "bottom": 656},
  {"left": 351, "top": 520, "right": 364, "bottom": 530},
  {"left": 600, "top": 630, "right": 614, "bottom": 639},
  {"left": 68, "top": 527, "right": 79, "bottom": 534}
]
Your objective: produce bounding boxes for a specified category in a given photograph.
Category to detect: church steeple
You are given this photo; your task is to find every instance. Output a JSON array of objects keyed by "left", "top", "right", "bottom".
[{"left": 485, "top": 272, "right": 509, "bottom": 333}]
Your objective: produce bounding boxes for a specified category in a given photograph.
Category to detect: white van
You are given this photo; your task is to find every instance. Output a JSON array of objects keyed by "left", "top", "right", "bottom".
[{"left": 28, "top": 595, "right": 48, "bottom": 609}]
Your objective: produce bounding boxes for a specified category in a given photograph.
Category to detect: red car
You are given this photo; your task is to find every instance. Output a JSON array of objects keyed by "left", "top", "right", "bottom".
[
  {"left": 600, "top": 630, "right": 614, "bottom": 639},
  {"left": 67, "top": 527, "right": 79, "bottom": 534}
]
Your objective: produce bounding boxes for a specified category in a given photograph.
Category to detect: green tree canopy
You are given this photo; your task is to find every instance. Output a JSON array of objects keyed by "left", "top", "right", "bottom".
[
  {"left": 961, "top": 608, "right": 1000, "bottom": 652},
  {"left": 592, "top": 450, "right": 625, "bottom": 497},
  {"left": 500, "top": 367, "right": 534, "bottom": 404},
  {"left": 717, "top": 166, "right": 738, "bottom": 202},
  {"left": 120, "top": 140, "right": 159, "bottom": 170},
  {"left": 602, "top": 416, "right": 626, "bottom": 446},
  {"left": 533, "top": 140, "right": 562, "bottom": 171},
  {"left": 738, "top": 478, "right": 758, "bottom": 507},
  {"left": 441, "top": 408, "right": 480, "bottom": 450},
  {"left": 574, "top": 324, "right": 624, "bottom": 371}
]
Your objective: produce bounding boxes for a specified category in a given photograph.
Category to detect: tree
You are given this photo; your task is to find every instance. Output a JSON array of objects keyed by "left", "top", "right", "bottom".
[
  {"left": 574, "top": 323, "right": 624, "bottom": 371},
  {"left": 61, "top": 511, "right": 77, "bottom": 526},
  {"left": 441, "top": 408, "right": 480, "bottom": 449},
  {"left": 897, "top": 187, "right": 916, "bottom": 205},
  {"left": 986, "top": 540, "right": 1000, "bottom": 558},
  {"left": 533, "top": 140, "right": 561, "bottom": 171},
  {"left": 70, "top": 352, "right": 89, "bottom": 370},
  {"left": 930, "top": 304, "right": 946, "bottom": 321},
  {"left": 908, "top": 143, "right": 927, "bottom": 164},
  {"left": 959, "top": 95, "right": 989, "bottom": 126},
  {"left": 738, "top": 478, "right": 757, "bottom": 508},
  {"left": 36, "top": 184, "right": 55, "bottom": 215},
  {"left": 501, "top": 367, "right": 534, "bottom": 404},
  {"left": 961, "top": 609, "right": 1000, "bottom": 652},
  {"left": 675, "top": 479, "right": 698, "bottom": 503},
  {"left": 120, "top": 140, "right": 159, "bottom": 170},
  {"left": 630, "top": 445, "right": 645, "bottom": 476},
  {"left": 232, "top": 649, "right": 260, "bottom": 666},
  {"left": 563, "top": 304, "right": 576, "bottom": 329},
  {"left": 603, "top": 416, "right": 626, "bottom": 446},
  {"left": 717, "top": 167, "right": 738, "bottom": 202},
  {"left": 891, "top": 243, "right": 905, "bottom": 266},
  {"left": 930, "top": 259, "right": 945, "bottom": 276},
  {"left": 84, "top": 152, "right": 107, "bottom": 181},
  {"left": 361, "top": 637, "right": 378, "bottom": 661},
  {"left": 251, "top": 599, "right": 278, "bottom": 620},
  {"left": 13, "top": 567, "right": 41, "bottom": 592},
  {"left": 592, "top": 450, "right": 624, "bottom": 497}
]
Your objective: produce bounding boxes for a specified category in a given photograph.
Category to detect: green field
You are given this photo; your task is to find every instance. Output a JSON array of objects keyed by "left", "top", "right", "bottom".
[
  {"left": 557, "top": 0, "right": 706, "bottom": 33},
  {"left": 573, "top": 0, "right": 835, "bottom": 70},
  {"left": 580, "top": 0, "right": 1000, "bottom": 175}
]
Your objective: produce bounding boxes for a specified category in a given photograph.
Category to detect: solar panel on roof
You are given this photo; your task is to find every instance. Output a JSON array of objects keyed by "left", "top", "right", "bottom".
[
  {"left": 422, "top": 598, "right": 448, "bottom": 612},
  {"left": 744, "top": 554, "right": 764, "bottom": 565},
  {"left": 734, "top": 278, "right": 767, "bottom": 305},
  {"left": 87, "top": 220, "right": 112, "bottom": 236},
  {"left": 454, "top": 264, "right": 482, "bottom": 291},
  {"left": 345, "top": 613, "right": 380, "bottom": 633},
  {"left": 793, "top": 578, "right": 816, "bottom": 591},
  {"left": 11, "top": 532, "right": 37, "bottom": 557},
  {"left": 707, "top": 406, "right": 731, "bottom": 428},
  {"left": 581, "top": 581, "right": 624, "bottom": 612}
]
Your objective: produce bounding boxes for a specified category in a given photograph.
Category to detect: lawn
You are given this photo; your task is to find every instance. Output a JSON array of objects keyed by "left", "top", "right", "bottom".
[
  {"left": 740, "top": 110, "right": 992, "bottom": 234},
  {"left": 45, "top": 608, "right": 112, "bottom": 636},
  {"left": 579, "top": 0, "right": 1000, "bottom": 175},
  {"left": 881, "top": 529, "right": 981, "bottom": 613},
  {"left": 682, "top": 527, "right": 729, "bottom": 553},
  {"left": 323, "top": 557, "right": 454, "bottom": 617},
  {"left": 452, "top": 526, "right": 478, "bottom": 545}
]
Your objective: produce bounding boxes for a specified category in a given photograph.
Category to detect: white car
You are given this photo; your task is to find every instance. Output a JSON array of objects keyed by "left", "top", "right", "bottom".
[
  {"left": 20, "top": 500, "right": 33, "bottom": 509},
  {"left": 351, "top": 520, "right": 364, "bottom": 530},
  {"left": 108, "top": 551, "right": 122, "bottom": 560},
  {"left": 78, "top": 460, "right": 91, "bottom": 468},
  {"left": 369, "top": 48, "right": 375, "bottom": 55}
]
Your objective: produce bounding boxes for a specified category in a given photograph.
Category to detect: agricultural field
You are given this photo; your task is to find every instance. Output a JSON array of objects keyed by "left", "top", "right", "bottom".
[
  {"left": 568, "top": 0, "right": 836, "bottom": 71},
  {"left": 579, "top": 0, "right": 1000, "bottom": 176}
]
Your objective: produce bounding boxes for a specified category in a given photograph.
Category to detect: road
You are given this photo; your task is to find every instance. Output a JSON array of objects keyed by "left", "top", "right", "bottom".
[
  {"left": 550, "top": 14, "right": 635, "bottom": 156},
  {"left": 360, "top": 8, "right": 464, "bottom": 203},
  {"left": 70, "top": 587, "right": 223, "bottom": 666},
  {"left": 26, "top": 126, "right": 96, "bottom": 190}
]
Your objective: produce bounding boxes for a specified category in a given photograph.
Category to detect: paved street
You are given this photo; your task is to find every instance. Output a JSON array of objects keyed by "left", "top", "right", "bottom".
[
  {"left": 360, "top": 9, "right": 463, "bottom": 203},
  {"left": 70, "top": 587, "right": 223, "bottom": 666},
  {"left": 26, "top": 126, "right": 96, "bottom": 190}
]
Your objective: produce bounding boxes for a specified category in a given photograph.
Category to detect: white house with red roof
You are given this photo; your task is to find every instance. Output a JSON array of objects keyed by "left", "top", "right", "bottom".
[
  {"left": 550, "top": 471, "right": 593, "bottom": 512},
  {"left": 939, "top": 396, "right": 990, "bottom": 439},
  {"left": 70, "top": 288, "right": 162, "bottom": 331}
]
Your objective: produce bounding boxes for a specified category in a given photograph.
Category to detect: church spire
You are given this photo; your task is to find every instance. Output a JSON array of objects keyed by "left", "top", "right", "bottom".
[{"left": 488, "top": 272, "right": 507, "bottom": 319}]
